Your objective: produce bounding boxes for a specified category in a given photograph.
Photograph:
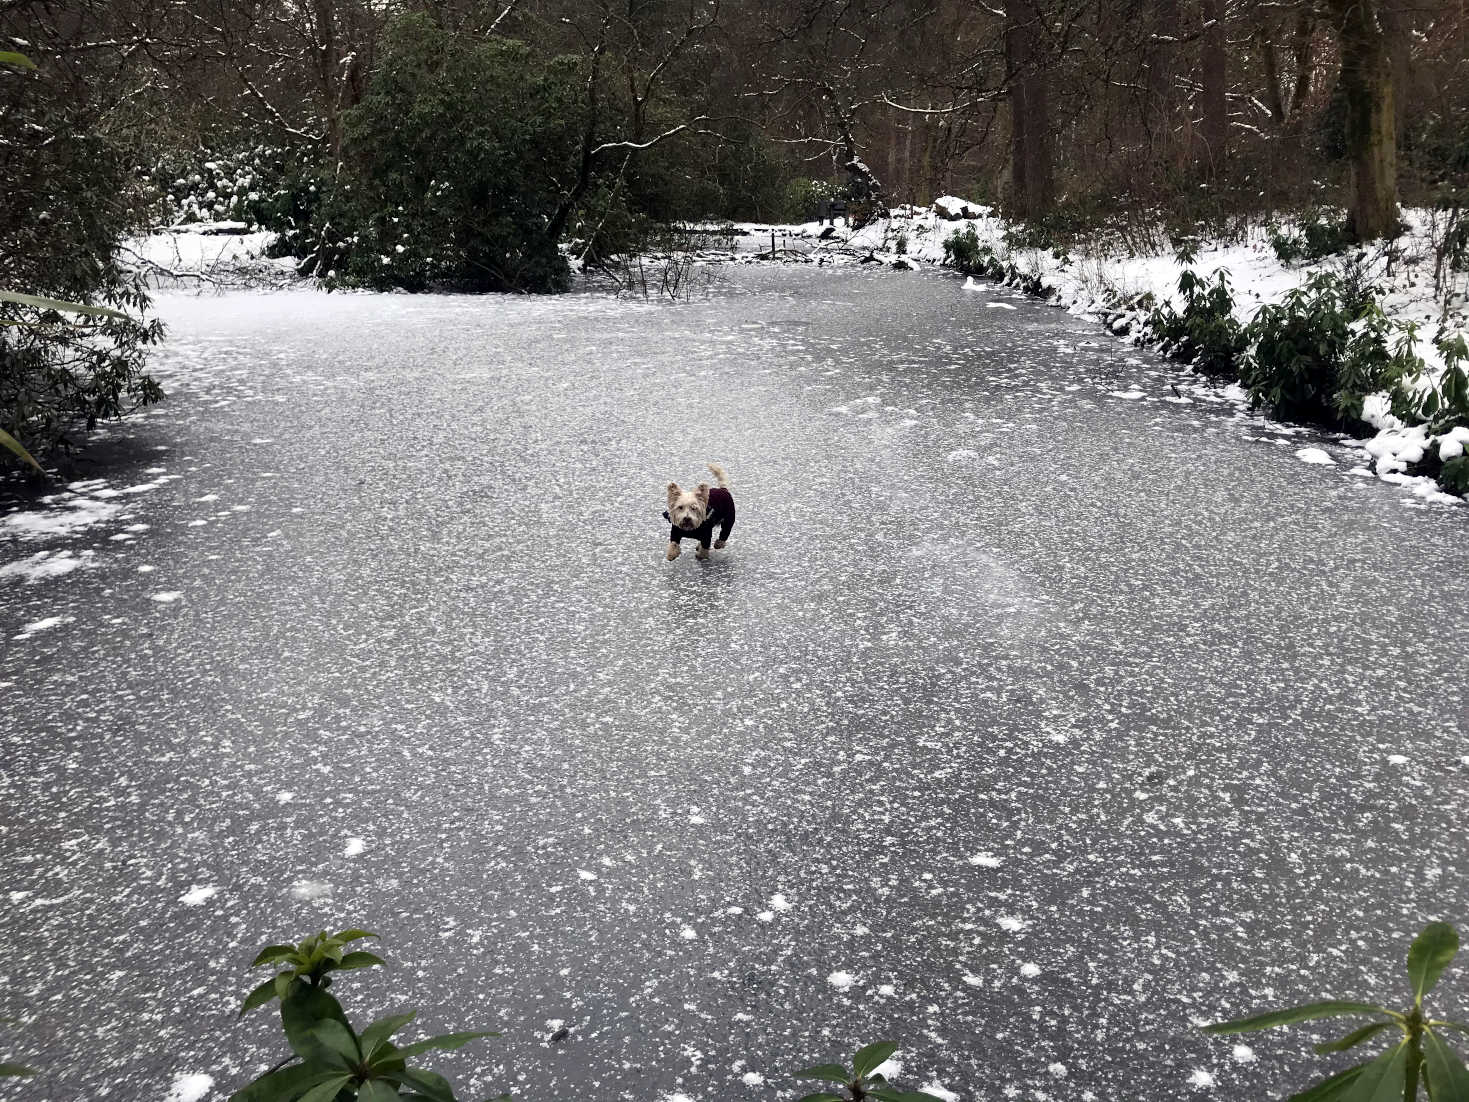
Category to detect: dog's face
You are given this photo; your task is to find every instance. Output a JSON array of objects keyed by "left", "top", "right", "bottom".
[{"left": 666, "top": 481, "right": 710, "bottom": 531}]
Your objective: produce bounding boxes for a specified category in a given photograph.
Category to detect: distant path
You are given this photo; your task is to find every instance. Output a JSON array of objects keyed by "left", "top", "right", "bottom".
[{"left": 2, "top": 265, "right": 1466, "bottom": 1102}]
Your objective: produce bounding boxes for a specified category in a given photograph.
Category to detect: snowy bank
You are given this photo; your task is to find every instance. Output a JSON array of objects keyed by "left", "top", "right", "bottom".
[
  {"left": 751, "top": 201, "right": 1467, "bottom": 504},
  {"left": 121, "top": 226, "right": 295, "bottom": 285}
]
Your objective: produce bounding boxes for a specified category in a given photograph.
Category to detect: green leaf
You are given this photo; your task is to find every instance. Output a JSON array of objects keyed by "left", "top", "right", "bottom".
[
  {"left": 1339, "top": 1042, "right": 1409, "bottom": 1102},
  {"left": 1205, "top": 1001, "right": 1397, "bottom": 1034},
  {"left": 1424, "top": 1030, "right": 1469, "bottom": 1102},
  {"left": 359, "top": 1081, "right": 402, "bottom": 1102},
  {"left": 281, "top": 985, "right": 352, "bottom": 1063},
  {"left": 297, "top": 1075, "right": 354, "bottom": 1102},
  {"left": 339, "top": 951, "right": 387, "bottom": 972},
  {"left": 0, "top": 51, "right": 35, "bottom": 70},
  {"left": 0, "top": 290, "right": 128, "bottom": 319},
  {"left": 794, "top": 1064, "right": 851, "bottom": 1084},
  {"left": 361, "top": 1013, "right": 418, "bottom": 1060},
  {"left": 0, "top": 1063, "right": 36, "bottom": 1077},
  {"left": 310, "top": 1019, "right": 361, "bottom": 1067},
  {"left": 0, "top": 427, "right": 44, "bottom": 476},
  {"left": 1316, "top": 1022, "right": 1400, "bottom": 1054},
  {"left": 397, "top": 1068, "right": 456, "bottom": 1102},
  {"left": 852, "top": 1042, "right": 899, "bottom": 1080},
  {"left": 795, "top": 1094, "right": 846, "bottom": 1102},
  {"left": 251, "top": 945, "right": 301, "bottom": 968},
  {"left": 395, "top": 1030, "right": 498, "bottom": 1059},
  {"left": 1283, "top": 1062, "right": 1370, "bottom": 1102},
  {"left": 335, "top": 928, "right": 378, "bottom": 943},
  {"left": 240, "top": 978, "right": 280, "bottom": 1017},
  {"left": 227, "top": 1063, "right": 334, "bottom": 1102},
  {"left": 1410, "top": 924, "right": 1459, "bottom": 1007}
]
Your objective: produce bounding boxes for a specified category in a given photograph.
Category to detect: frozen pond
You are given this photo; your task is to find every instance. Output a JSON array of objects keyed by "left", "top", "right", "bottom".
[{"left": 2, "top": 263, "right": 1467, "bottom": 1101}]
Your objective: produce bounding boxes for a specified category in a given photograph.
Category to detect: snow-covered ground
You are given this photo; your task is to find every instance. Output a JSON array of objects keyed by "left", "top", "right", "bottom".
[
  {"left": 121, "top": 224, "right": 294, "bottom": 285},
  {"left": 723, "top": 201, "right": 1468, "bottom": 505}
]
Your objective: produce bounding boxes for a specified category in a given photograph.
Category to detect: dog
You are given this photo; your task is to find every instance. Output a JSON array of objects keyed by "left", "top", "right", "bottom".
[{"left": 664, "top": 463, "right": 735, "bottom": 561}]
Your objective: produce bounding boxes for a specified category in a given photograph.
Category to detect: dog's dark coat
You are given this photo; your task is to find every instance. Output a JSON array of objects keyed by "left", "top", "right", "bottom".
[{"left": 664, "top": 487, "right": 735, "bottom": 548}]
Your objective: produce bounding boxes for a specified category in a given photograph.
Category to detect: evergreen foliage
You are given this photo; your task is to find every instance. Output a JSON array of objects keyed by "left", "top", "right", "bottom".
[
  {"left": 310, "top": 16, "right": 583, "bottom": 293},
  {"left": 0, "top": 55, "right": 163, "bottom": 463}
]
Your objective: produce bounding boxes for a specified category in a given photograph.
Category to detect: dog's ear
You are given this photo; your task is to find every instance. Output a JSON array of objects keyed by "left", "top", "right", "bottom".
[
  {"left": 666, "top": 482, "right": 681, "bottom": 507},
  {"left": 695, "top": 482, "right": 710, "bottom": 504}
]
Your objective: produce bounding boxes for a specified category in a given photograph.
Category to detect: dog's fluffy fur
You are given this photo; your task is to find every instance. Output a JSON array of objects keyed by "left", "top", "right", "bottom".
[{"left": 665, "top": 463, "right": 735, "bottom": 561}]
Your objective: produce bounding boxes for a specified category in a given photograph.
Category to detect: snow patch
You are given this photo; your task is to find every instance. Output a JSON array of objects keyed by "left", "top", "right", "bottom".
[
  {"left": 2, "top": 494, "right": 122, "bottom": 541},
  {"left": 1294, "top": 447, "right": 1335, "bottom": 466},
  {"left": 13, "top": 615, "right": 72, "bottom": 640},
  {"left": 164, "top": 1073, "right": 215, "bottom": 1102},
  {"left": 0, "top": 549, "right": 94, "bottom": 584},
  {"left": 179, "top": 885, "right": 218, "bottom": 907}
]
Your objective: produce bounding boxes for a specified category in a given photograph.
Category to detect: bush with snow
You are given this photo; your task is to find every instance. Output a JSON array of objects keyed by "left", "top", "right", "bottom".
[
  {"left": 1, "top": 64, "right": 164, "bottom": 461},
  {"left": 1240, "top": 273, "right": 1415, "bottom": 430},
  {"left": 1146, "top": 269, "right": 1246, "bottom": 380},
  {"left": 137, "top": 145, "right": 320, "bottom": 239},
  {"left": 307, "top": 15, "right": 582, "bottom": 293}
]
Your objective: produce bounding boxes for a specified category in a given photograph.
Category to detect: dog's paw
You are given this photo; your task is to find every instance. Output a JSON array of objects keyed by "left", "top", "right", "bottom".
[
  {"left": 695, "top": 545, "right": 710, "bottom": 560},
  {"left": 713, "top": 539, "right": 727, "bottom": 549},
  {"left": 666, "top": 542, "right": 681, "bottom": 561}
]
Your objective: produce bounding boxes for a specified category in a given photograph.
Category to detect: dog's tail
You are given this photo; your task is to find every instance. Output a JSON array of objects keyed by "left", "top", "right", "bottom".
[{"left": 707, "top": 462, "right": 732, "bottom": 491}]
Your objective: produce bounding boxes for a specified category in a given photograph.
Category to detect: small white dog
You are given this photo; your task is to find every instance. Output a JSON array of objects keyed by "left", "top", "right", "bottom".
[{"left": 664, "top": 463, "right": 736, "bottom": 561}]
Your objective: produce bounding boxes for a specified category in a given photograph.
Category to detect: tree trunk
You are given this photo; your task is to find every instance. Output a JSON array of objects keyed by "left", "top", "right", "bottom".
[
  {"left": 1146, "top": 0, "right": 1180, "bottom": 153},
  {"left": 313, "top": 0, "right": 343, "bottom": 153},
  {"left": 822, "top": 87, "right": 886, "bottom": 224},
  {"left": 1259, "top": 26, "right": 1287, "bottom": 127},
  {"left": 1287, "top": 10, "right": 1314, "bottom": 126},
  {"left": 1006, "top": 0, "right": 1053, "bottom": 217},
  {"left": 1377, "top": 0, "right": 1411, "bottom": 141},
  {"left": 1330, "top": 0, "right": 1397, "bottom": 239},
  {"left": 1199, "top": 0, "right": 1228, "bottom": 174}
]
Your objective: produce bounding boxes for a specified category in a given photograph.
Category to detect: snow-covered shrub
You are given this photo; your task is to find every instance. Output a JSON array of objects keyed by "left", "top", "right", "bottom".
[
  {"left": 785, "top": 178, "right": 838, "bottom": 222},
  {"left": 1241, "top": 272, "right": 1412, "bottom": 430},
  {"left": 941, "top": 226, "right": 1003, "bottom": 278},
  {"left": 138, "top": 146, "right": 308, "bottom": 229},
  {"left": 1388, "top": 331, "right": 1469, "bottom": 492},
  {"left": 1266, "top": 216, "right": 1353, "bottom": 265},
  {"left": 1145, "top": 269, "right": 1246, "bottom": 379},
  {"left": 1, "top": 62, "right": 164, "bottom": 461},
  {"left": 313, "top": 15, "right": 582, "bottom": 293}
]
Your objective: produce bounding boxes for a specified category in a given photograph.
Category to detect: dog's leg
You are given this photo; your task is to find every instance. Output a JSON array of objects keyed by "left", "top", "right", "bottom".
[
  {"left": 666, "top": 541, "right": 681, "bottom": 561},
  {"left": 713, "top": 539, "right": 727, "bottom": 549},
  {"left": 695, "top": 542, "right": 710, "bottom": 560}
]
